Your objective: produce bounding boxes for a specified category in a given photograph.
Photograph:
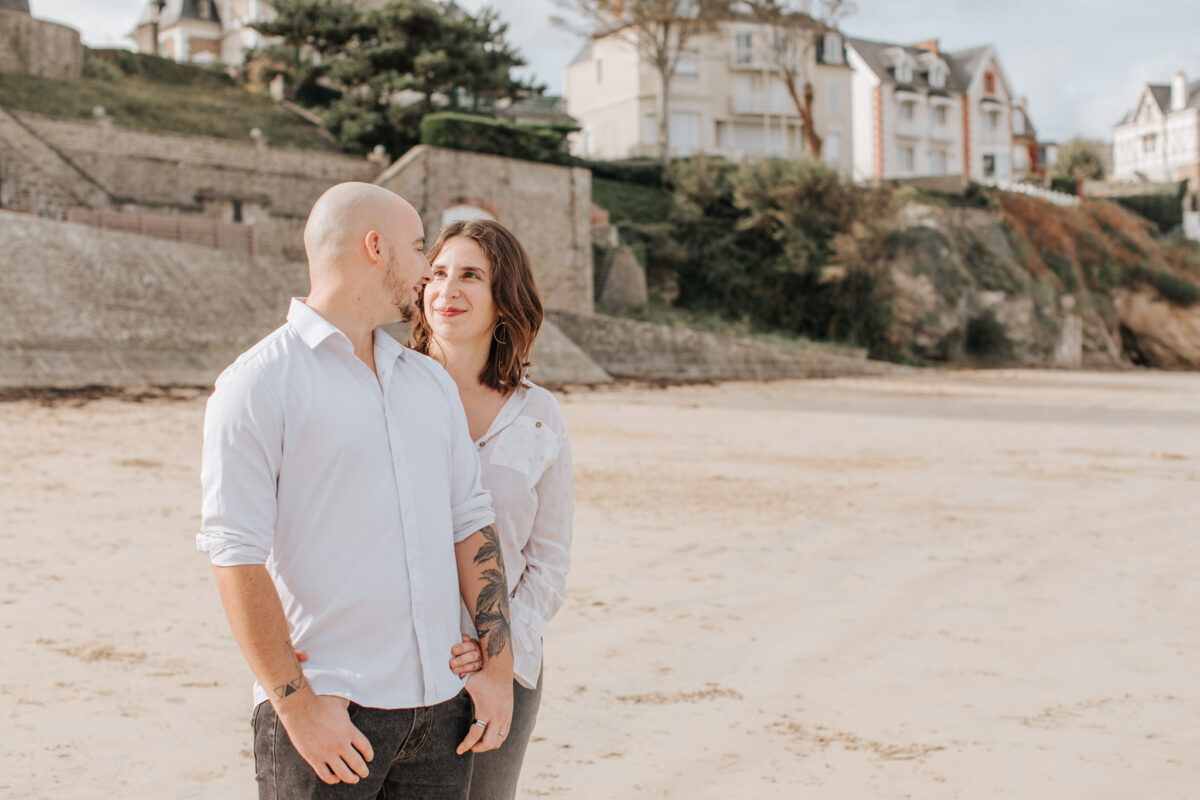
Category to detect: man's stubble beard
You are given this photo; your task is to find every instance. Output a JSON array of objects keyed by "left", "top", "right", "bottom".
[{"left": 382, "top": 255, "right": 418, "bottom": 324}]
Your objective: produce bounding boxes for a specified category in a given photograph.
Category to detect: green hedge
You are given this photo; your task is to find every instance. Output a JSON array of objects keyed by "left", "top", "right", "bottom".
[
  {"left": 577, "top": 158, "right": 665, "bottom": 187},
  {"left": 1113, "top": 184, "right": 1187, "bottom": 234},
  {"left": 420, "top": 112, "right": 571, "bottom": 165},
  {"left": 1049, "top": 176, "right": 1077, "bottom": 196}
]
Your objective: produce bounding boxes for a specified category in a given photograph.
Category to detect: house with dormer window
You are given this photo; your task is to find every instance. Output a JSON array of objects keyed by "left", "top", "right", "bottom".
[
  {"left": 846, "top": 37, "right": 1024, "bottom": 184},
  {"left": 1113, "top": 71, "right": 1200, "bottom": 239}
]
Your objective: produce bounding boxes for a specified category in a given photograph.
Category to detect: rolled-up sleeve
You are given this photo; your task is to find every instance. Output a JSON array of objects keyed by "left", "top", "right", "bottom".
[
  {"left": 197, "top": 361, "right": 283, "bottom": 566},
  {"left": 444, "top": 381, "right": 495, "bottom": 544}
]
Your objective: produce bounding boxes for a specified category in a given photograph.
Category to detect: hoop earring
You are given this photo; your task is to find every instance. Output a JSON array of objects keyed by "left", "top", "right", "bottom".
[{"left": 493, "top": 320, "right": 509, "bottom": 345}]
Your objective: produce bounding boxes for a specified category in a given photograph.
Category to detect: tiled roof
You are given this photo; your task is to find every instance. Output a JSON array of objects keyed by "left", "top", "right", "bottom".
[
  {"left": 1148, "top": 84, "right": 1171, "bottom": 111},
  {"left": 136, "top": 0, "right": 222, "bottom": 29},
  {"left": 846, "top": 36, "right": 976, "bottom": 93}
]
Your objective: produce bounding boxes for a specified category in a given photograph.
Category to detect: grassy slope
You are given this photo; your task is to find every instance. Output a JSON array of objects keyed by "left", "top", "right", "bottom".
[{"left": 0, "top": 60, "right": 337, "bottom": 152}]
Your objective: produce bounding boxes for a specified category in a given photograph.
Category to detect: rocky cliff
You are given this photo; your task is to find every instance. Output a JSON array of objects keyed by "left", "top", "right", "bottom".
[{"left": 849, "top": 190, "right": 1200, "bottom": 370}]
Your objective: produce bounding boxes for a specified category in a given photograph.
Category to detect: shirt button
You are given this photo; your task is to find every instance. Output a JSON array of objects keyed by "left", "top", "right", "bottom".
[
  {"left": 478, "top": 441, "right": 485, "bottom": 447},
  {"left": 535, "top": 421, "right": 542, "bottom": 428}
]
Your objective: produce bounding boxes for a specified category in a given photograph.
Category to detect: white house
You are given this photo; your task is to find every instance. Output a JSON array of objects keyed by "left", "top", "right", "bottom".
[
  {"left": 1113, "top": 72, "right": 1200, "bottom": 239},
  {"left": 564, "top": 17, "right": 854, "bottom": 172},
  {"left": 845, "top": 37, "right": 1022, "bottom": 184}
]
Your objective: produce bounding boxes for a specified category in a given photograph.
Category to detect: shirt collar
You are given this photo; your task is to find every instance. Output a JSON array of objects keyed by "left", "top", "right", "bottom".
[
  {"left": 287, "top": 298, "right": 345, "bottom": 350},
  {"left": 286, "top": 298, "right": 406, "bottom": 362}
]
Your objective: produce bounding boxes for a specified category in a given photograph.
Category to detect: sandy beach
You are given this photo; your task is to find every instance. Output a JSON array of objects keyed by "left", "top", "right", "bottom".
[{"left": 2, "top": 369, "right": 1198, "bottom": 799}]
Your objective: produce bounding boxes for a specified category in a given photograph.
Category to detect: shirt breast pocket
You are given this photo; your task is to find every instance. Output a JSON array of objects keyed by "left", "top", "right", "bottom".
[{"left": 489, "top": 416, "right": 560, "bottom": 483}]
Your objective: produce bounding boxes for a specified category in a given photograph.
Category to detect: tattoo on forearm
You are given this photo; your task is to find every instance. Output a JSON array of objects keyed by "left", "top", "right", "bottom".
[
  {"left": 472, "top": 524, "right": 511, "bottom": 659},
  {"left": 274, "top": 674, "right": 306, "bottom": 700}
]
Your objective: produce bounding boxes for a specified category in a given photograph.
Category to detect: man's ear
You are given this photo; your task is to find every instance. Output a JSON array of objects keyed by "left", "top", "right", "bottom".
[{"left": 364, "top": 230, "right": 383, "bottom": 266}]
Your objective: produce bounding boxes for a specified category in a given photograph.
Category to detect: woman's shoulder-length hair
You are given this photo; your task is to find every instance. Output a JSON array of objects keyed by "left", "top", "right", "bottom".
[{"left": 409, "top": 218, "right": 544, "bottom": 393}]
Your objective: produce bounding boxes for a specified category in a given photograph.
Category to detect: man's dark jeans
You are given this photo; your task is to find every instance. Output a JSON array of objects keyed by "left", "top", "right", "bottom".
[{"left": 252, "top": 690, "right": 474, "bottom": 800}]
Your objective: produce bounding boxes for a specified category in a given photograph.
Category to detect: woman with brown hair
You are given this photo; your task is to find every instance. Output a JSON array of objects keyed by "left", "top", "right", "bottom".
[{"left": 413, "top": 218, "right": 574, "bottom": 800}]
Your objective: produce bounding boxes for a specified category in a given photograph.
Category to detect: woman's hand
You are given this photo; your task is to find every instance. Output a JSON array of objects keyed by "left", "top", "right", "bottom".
[{"left": 449, "top": 634, "right": 483, "bottom": 679}]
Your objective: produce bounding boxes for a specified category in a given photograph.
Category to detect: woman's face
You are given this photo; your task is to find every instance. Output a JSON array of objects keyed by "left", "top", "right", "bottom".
[{"left": 424, "top": 236, "right": 499, "bottom": 347}]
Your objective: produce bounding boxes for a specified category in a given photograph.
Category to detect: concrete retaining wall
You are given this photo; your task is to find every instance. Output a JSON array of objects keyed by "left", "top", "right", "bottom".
[
  {"left": 548, "top": 311, "right": 899, "bottom": 381},
  {"left": 376, "top": 146, "right": 594, "bottom": 316}
]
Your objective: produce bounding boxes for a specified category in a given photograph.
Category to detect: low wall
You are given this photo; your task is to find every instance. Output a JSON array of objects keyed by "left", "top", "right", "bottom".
[
  {"left": 0, "top": 10, "right": 82, "bottom": 80},
  {"left": 548, "top": 311, "right": 899, "bottom": 381},
  {"left": 1, "top": 110, "right": 378, "bottom": 258},
  {"left": 377, "top": 146, "right": 594, "bottom": 315}
]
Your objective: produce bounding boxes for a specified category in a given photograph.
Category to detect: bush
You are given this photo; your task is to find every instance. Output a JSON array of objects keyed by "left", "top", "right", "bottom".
[
  {"left": 84, "top": 48, "right": 233, "bottom": 87},
  {"left": 1113, "top": 185, "right": 1187, "bottom": 234},
  {"left": 578, "top": 158, "right": 665, "bottom": 187},
  {"left": 420, "top": 112, "right": 571, "bottom": 165},
  {"left": 1050, "top": 176, "right": 1077, "bottom": 196},
  {"left": 82, "top": 53, "right": 123, "bottom": 83},
  {"left": 1126, "top": 266, "right": 1200, "bottom": 306}
]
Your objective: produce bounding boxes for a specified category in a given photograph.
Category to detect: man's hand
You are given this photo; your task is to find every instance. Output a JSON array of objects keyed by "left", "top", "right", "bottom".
[
  {"left": 457, "top": 664, "right": 514, "bottom": 755},
  {"left": 277, "top": 693, "right": 374, "bottom": 785}
]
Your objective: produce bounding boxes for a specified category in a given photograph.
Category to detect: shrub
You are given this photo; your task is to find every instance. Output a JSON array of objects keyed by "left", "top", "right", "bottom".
[
  {"left": 420, "top": 112, "right": 570, "bottom": 165},
  {"left": 1126, "top": 266, "right": 1200, "bottom": 307},
  {"left": 580, "top": 158, "right": 665, "bottom": 187},
  {"left": 1050, "top": 176, "right": 1077, "bottom": 196},
  {"left": 82, "top": 53, "right": 123, "bottom": 83},
  {"left": 1113, "top": 185, "right": 1187, "bottom": 234}
]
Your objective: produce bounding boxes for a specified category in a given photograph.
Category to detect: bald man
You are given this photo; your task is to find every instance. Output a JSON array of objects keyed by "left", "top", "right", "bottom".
[{"left": 199, "top": 183, "right": 514, "bottom": 799}]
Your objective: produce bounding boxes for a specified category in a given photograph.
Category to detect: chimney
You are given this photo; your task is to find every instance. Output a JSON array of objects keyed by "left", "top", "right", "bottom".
[
  {"left": 911, "top": 39, "right": 940, "bottom": 55},
  {"left": 1172, "top": 71, "right": 1187, "bottom": 111}
]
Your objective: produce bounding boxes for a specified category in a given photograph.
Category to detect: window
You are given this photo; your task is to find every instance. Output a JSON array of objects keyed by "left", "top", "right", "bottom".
[
  {"left": 827, "top": 78, "right": 842, "bottom": 114},
  {"left": 1143, "top": 133, "right": 1157, "bottom": 153},
  {"left": 199, "top": 0, "right": 212, "bottom": 20},
  {"left": 896, "top": 61, "right": 912, "bottom": 83},
  {"left": 983, "top": 71, "right": 996, "bottom": 95},
  {"left": 643, "top": 113, "right": 657, "bottom": 145},
  {"left": 770, "top": 77, "right": 790, "bottom": 113},
  {"left": 733, "top": 75, "right": 754, "bottom": 112},
  {"left": 824, "top": 132, "right": 841, "bottom": 163},
  {"left": 677, "top": 51, "right": 699, "bottom": 77},
  {"left": 669, "top": 111, "right": 701, "bottom": 155},
  {"left": 928, "top": 64, "right": 945, "bottom": 89},
  {"left": 985, "top": 109, "right": 1001, "bottom": 132},
  {"left": 595, "top": 58, "right": 602, "bottom": 83},
  {"left": 823, "top": 34, "right": 842, "bottom": 64},
  {"left": 983, "top": 154, "right": 996, "bottom": 178},
  {"left": 929, "top": 150, "right": 946, "bottom": 175},
  {"left": 934, "top": 105, "right": 948, "bottom": 127},
  {"left": 898, "top": 145, "right": 914, "bottom": 173},
  {"left": 735, "top": 32, "right": 753, "bottom": 65},
  {"left": 900, "top": 100, "right": 916, "bottom": 122}
]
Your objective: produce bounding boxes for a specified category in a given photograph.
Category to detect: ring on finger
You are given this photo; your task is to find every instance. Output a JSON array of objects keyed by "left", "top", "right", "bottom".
[{"left": 472, "top": 719, "right": 488, "bottom": 730}]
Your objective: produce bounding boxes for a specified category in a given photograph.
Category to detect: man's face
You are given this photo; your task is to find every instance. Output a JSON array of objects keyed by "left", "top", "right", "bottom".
[{"left": 381, "top": 205, "right": 432, "bottom": 323}]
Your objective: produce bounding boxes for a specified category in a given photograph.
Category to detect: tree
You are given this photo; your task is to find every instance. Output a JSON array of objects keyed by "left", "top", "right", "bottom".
[
  {"left": 1052, "top": 137, "right": 1105, "bottom": 182},
  {"left": 553, "top": 0, "right": 732, "bottom": 164},
  {"left": 745, "top": 0, "right": 855, "bottom": 158},
  {"left": 251, "top": 0, "right": 537, "bottom": 155}
]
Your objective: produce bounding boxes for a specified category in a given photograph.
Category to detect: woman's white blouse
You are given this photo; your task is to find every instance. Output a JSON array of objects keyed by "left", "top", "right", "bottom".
[{"left": 461, "top": 380, "right": 573, "bottom": 689}]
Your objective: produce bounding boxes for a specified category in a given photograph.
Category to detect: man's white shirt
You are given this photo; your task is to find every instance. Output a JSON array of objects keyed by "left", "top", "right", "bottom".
[{"left": 198, "top": 299, "right": 494, "bottom": 710}]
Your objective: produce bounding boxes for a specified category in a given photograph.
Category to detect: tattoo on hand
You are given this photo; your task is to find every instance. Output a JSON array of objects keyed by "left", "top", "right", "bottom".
[
  {"left": 274, "top": 674, "right": 306, "bottom": 700},
  {"left": 472, "top": 525, "right": 511, "bottom": 659}
]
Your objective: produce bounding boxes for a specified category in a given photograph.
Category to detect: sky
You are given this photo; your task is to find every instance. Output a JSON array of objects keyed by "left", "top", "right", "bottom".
[{"left": 29, "top": 0, "right": 1200, "bottom": 143}]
